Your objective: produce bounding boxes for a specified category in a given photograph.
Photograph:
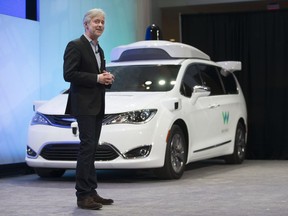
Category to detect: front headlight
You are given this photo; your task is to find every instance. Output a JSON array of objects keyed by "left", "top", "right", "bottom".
[
  {"left": 103, "top": 109, "right": 157, "bottom": 125},
  {"left": 30, "top": 112, "right": 51, "bottom": 126}
]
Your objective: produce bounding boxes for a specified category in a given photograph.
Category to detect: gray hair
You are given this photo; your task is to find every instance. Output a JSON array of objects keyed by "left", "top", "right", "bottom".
[{"left": 83, "top": 8, "right": 105, "bottom": 25}]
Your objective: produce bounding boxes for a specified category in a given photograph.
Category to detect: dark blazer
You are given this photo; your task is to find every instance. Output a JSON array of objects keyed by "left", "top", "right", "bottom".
[{"left": 63, "top": 35, "right": 106, "bottom": 116}]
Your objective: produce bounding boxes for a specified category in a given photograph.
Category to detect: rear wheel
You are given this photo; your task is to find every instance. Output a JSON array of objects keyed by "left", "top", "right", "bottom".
[
  {"left": 34, "top": 168, "right": 66, "bottom": 178},
  {"left": 225, "top": 122, "right": 246, "bottom": 164},
  {"left": 155, "top": 125, "right": 187, "bottom": 179}
]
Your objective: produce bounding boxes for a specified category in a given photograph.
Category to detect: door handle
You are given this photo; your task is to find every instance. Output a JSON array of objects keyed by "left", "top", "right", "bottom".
[{"left": 209, "top": 104, "right": 220, "bottom": 109}]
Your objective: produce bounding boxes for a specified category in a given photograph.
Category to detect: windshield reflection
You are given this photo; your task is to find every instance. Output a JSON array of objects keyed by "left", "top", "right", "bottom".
[{"left": 106, "top": 65, "right": 180, "bottom": 92}]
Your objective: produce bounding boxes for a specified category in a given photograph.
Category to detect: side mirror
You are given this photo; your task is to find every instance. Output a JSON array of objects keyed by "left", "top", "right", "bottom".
[
  {"left": 193, "top": 85, "right": 211, "bottom": 94},
  {"left": 191, "top": 85, "right": 210, "bottom": 104}
]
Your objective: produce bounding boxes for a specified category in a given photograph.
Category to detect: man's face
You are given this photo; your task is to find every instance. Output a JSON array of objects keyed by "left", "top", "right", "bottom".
[{"left": 86, "top": 15, "right": 105, "bottom": 40}]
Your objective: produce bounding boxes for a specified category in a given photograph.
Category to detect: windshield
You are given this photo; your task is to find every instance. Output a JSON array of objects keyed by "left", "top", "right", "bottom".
[{"left": 106, "top": 65, "right": 180, "bottom": 92}]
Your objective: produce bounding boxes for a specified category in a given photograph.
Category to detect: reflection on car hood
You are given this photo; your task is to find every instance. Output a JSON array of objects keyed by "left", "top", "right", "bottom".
[
  {"left": 105, "top": 92, "right": 165, "bottom": 113},
  {"left": 36, "top": 94, "right": 68, "bottom": 115},
  {"left": 36, "top": 92, "right": 166, "bottom": 115}
]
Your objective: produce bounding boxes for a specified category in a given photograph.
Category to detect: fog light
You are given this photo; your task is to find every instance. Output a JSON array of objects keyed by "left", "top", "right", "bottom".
[
  {"left": 124, "top": 145, "right": 152, "bottom": 159},
  {"left": 26, "top": 146, "right": 37, "bottom": 158}
]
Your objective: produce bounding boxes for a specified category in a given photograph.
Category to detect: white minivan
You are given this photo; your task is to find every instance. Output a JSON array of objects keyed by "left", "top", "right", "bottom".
[{"left": 26, "top": 40, "right": 247, "bottom": 179}]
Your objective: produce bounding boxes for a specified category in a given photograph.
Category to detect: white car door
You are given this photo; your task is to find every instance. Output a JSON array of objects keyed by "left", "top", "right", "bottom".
[
  {"left": 180, "top": 63, "right": 229, "bottom": 160},
  {"left": 180, "top": 64, "right": 220, "bottom": 158},
  {"left": 197, "top": 64, "right": 231, "bottom": 151}
]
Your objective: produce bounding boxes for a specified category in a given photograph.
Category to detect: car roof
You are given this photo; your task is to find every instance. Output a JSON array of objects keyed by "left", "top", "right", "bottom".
[{"left": 110, "top": 40, "right": 210, "bottom": 62}]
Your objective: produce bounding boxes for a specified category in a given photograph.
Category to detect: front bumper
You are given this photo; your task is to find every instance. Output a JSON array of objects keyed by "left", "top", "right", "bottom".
[{"left": 26, "top": 121, "right": 168, "bottom": 169}]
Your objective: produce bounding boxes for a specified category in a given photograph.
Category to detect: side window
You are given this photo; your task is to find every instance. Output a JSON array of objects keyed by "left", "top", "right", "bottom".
[
  {"left": 221, "top": 73, "right": 238, "bottom": 94},
  {"left": 198, "top": 64, "right": 225, "bottom": 96},
  {"left": 180, "top": 64, "right": 202, "bottom": 97}
]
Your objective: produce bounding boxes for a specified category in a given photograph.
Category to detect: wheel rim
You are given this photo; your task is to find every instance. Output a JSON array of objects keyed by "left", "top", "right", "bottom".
[
  {"left": 170, "top": 133, "right": 185, "bottom": 173},
  {"left": 236, "top": 126, "right": 246, "bottom": 159}
]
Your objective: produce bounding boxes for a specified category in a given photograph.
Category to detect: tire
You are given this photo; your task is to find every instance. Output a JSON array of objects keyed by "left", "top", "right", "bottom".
[
  {"left": 225, "top": 122, "right": 246, "bottom": 164},
  {"left": 34, "top": 168, "right": 66, "bottom": 178},
  {"left": 155, "top": 125, "right": 187, "bottom": 179}
]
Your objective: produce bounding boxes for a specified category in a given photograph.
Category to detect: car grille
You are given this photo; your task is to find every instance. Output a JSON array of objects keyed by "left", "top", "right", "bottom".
[
  {"left": 44, "top": 115, "right": 76, "bottom": 127},
  {"left": 43, "top": 114, "right": 114, "bottom": 127},
  {"left": 40, "top": 143, "right": 119, "bottom": 161}
]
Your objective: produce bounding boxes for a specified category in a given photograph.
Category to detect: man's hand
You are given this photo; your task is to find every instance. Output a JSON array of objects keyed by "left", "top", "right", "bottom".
[{"left": 98, "top": 70, "right": 114, "bottom": 85}]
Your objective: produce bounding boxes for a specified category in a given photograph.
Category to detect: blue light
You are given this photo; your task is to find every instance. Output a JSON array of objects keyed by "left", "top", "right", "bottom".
[{"left": 0, "top": 0, "right": 26, "bottom": 19}]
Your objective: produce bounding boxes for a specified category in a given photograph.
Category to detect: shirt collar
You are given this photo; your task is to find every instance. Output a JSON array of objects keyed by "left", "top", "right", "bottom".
[{"left": 84, "top": 34, "right": 98, "bottom": 46}]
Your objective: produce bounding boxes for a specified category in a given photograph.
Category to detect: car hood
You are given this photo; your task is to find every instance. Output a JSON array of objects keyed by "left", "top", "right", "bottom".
[
  {"left": 36, "top": 94, "right": 68, "bottom": 115},
  {"left": 105, "top": 92, "right": 165, "bottom": 113},
  {"left": 36, "top": 92, "right": 167, "bottom": 115}
]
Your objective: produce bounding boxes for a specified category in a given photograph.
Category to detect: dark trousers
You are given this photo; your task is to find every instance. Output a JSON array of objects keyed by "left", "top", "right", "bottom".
[{"left": 75, "top": 115, "right": 103, "bottom": 199}]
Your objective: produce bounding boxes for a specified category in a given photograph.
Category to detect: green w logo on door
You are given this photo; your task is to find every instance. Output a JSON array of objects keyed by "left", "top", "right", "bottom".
[{"left": 222, "top": 112, "right": 229, "bottom": 124}]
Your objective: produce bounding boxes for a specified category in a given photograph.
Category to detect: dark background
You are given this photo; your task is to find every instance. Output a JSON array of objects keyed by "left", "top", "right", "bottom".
[
  {"left": 181, "top": 10, "right": 288, "bottom": 159},
  {"left": 26, "top": 0, "right": 37, "bottom": 21}
]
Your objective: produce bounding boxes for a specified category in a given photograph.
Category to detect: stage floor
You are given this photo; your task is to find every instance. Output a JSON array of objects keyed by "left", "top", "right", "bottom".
[{"left": 0, "top": 160, "right": 287, "bottom": 216}]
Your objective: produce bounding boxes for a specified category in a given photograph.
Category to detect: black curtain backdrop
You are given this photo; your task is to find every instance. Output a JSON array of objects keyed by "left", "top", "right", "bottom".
[
  {"left": 181, "top": 10, "right": 288, "bottom": 159},
  {"left": 26, "top": 0, "right": 37, "bottom": 21}
]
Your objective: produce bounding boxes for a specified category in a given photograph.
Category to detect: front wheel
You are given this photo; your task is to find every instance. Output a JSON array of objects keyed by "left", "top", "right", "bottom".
[
  {"left": 225, "top": 122, "right": 246, "bottom": 164},
  {"left": 155, "top": 125, "right": 187, "bottom": 179}
]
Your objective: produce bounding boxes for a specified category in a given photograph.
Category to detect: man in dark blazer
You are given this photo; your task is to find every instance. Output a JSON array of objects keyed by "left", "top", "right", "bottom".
[{"left": 63, "top": 8, "right": 114, "bottom": 210}]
